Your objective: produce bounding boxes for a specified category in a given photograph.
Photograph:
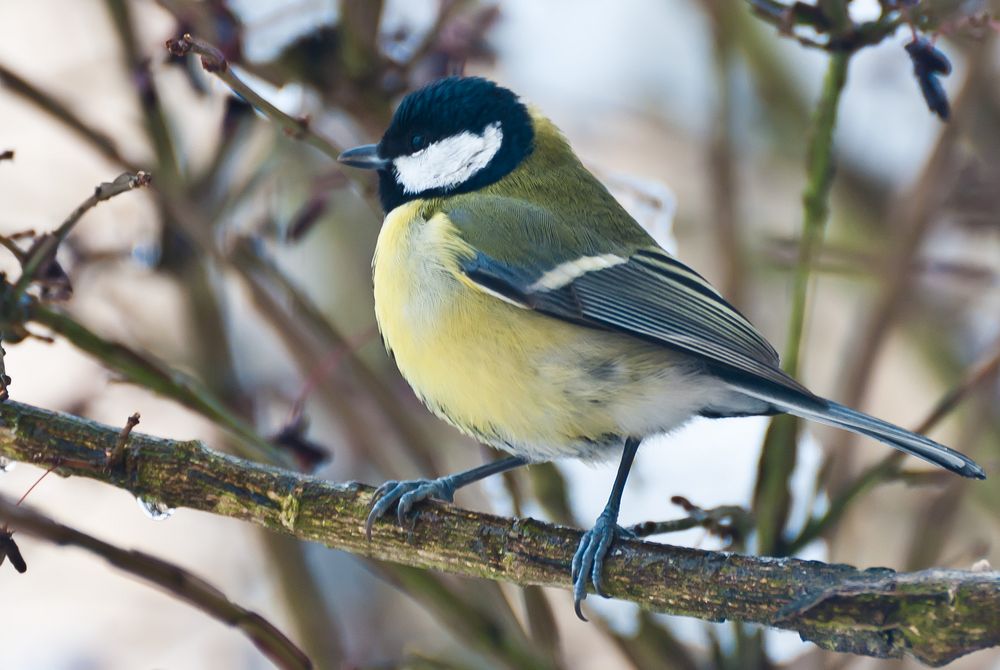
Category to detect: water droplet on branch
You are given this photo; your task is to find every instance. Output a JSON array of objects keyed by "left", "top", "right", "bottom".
[{"left": 135, "top": 496, "right": 174, "bottom": 520}]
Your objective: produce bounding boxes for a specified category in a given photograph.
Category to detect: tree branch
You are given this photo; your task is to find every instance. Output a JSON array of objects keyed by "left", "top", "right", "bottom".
[
  {"left": 25, "top": 304, "right": 289, "bottom": 467},
  {"left": 0, "top": 64, "right": 135, "bottom": 170},
  {"left": 163, "top": 33, "right": 381, "bottom": 213},
  {"left": 0, "top": 400, "right": 996, "bottom": 666},
  {"left": 0, "top": 495, "right": 311, "bottom": 670},
  {"left": 8, "top": 171, "right": 151, "bottom": 306}
]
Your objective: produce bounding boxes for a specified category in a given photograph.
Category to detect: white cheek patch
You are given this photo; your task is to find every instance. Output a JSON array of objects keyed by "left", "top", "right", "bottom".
[{"left": 393, "top": 122, "right": 503, "bottom": 194}]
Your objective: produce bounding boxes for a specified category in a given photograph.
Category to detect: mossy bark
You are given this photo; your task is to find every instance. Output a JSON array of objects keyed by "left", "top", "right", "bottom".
[{"left": 1, "top": 400, "right": 997, "bottom": 666}]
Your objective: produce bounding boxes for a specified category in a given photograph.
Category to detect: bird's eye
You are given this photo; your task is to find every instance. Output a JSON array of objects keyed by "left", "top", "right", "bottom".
[{"left": 410, "top": 134, "right": 426, "bottom": 150}]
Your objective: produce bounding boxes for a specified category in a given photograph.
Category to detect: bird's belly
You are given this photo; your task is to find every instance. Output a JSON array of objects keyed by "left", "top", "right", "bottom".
[{"left": 372, "top": 204, "right": 728, "bottom": 461}]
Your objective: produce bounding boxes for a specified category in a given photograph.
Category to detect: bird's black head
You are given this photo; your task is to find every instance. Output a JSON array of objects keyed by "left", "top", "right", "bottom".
[{"left": 338, "top": 77, "right": 534, "bottom": 212}]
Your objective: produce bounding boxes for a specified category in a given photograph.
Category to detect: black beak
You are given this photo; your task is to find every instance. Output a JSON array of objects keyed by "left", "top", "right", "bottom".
[{"left": 337, "top": 144, "right": 388, "bottom": 170}]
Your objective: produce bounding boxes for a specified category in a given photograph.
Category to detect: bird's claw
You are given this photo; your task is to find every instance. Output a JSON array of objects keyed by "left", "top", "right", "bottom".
[
  {"left": 571, "top": 512, "right": 635, "bottom": 620},
  {"left": 365, "top": 477, "right": 456, "bottom": 539}
]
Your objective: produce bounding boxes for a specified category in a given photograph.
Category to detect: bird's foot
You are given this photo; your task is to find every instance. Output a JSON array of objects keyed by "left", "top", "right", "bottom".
[
  {"left": 571, "top": 510, "right": 635, "bottom": 620},
  {"left": 365, "top": 477, "right": 457, "bottom": 539}
]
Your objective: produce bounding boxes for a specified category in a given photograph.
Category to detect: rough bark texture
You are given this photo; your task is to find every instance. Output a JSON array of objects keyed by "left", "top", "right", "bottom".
[{"left": 0, "top": 400, "right": 996, "bottom": 666}]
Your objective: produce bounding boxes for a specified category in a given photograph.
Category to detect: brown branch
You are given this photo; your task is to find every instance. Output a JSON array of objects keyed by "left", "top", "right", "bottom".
[
  {"left": 7, "top": 171, "right": 151, "bottom": 306},
  {"left": 108, "top": 412, "right": 140, "bottom": 469},
  {"left": 0, "top": 400, "right": 996, "bottom": 666},
  {"left": 912, "top": 337, "right": 1000, "bottom": 436},
  {"left": 0, "top": 495, "right": 311, "bottom": 670},
  {"left": 163, "top": 33, "right": 381, "bottom": 212},
  {"left": 0, "top": 64, "right": 135, "bottom": 170},
  {"left": 745, "top": 0, "right": 904, "bottom": 51},
  {"left": 787, "top": 333, "right": 1000, "bottom": 553},
  {"left": 165, "top": 34, "right": 338, "bottom": 162},
  {"left": 25, "top": 304, "right": 289, "bottom": 467},
  {"left": 827, "top": 53, "right": 985, "bottom": 489}
]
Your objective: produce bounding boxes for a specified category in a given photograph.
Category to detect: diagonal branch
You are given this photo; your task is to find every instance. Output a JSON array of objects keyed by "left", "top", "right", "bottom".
[
  {"left": 0, "top": 64, "right": 135, "bottom": 170},
  {"left": 0, "top": 495, "right": 311, "bottom": 670},
  {"left": 163, "top": 33, "right": 380, "bottom": 212},
  {"left": 8, "top": 171, "right": 151, "bottom": 305},
  {"left": 25, "top": 305, "right": 289, "bottom": 467},
  {"left": 0, "top": 400, "right": 996, "bottom": 666}
]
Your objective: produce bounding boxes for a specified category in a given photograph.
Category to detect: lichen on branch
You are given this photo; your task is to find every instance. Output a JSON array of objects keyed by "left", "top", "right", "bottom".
[{"left": 0, "top": 400, "right": 996, "bottom": 666}]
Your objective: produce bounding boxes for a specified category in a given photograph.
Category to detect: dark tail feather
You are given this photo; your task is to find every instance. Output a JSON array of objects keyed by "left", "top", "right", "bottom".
[{"left": 730, "top": 383, "right": 985, "bottom": 479}]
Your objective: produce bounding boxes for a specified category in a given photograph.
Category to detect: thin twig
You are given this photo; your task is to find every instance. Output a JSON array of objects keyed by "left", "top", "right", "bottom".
[
  {"left": 26, "top": 304, "right": 289, "bottom": 467},
  {"left": 912, "top": 339, "right": 1000, "bottom": 436},
  {"left": 827, "top": 52, "right": 983, "bottom": 489},
  {"left": 286, "top": 326, "right": 379, "bottom": 426},
  {"left": 0, "top": 399, "right": 997, "bottom": 666},
  {"left": 108, "top": 412, "right": 140, "bottom": 470},
  {"left": 783, "top": 51, "right": 850, "bottom": 379},
  {"left": 0, "top": 496, "right": 312, "bottom": 670},
  {"left": 164, "top": 34, "right": 339, "bottom": 162},
  {"left": 787, "top": 336, "right": 1000, "bottom": 553},
  {"left": 164, "top": 33, "right": 381, "bottom": 213},
  {"left": 704, "top": 0, "right": 747, "bottom": 306},
  {"left": 398, "top": 0, "right": 460, "bottom": 67},
  {"left": 15, "top": 462, "right": 57, "bottom": 508},
  {"left": 0, "top": 64, "right": 135, "bottom": 170},
  {"left": 745, "top": 0, "right": 904, "bottom": 51},
  {"left": 8, "top": 171, "right": 151, "bottom": 307},
  {"left": 629, "top": 496, "right": 753, "bottom": 546}
]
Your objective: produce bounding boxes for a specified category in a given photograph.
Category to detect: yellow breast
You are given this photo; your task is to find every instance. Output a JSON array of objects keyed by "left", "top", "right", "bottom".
[
  {"left": 374, "top": 202, "right": 584, "bottom": 456},
  {"left": 371, "top": 201, "right": 707, "bottom": 460}
]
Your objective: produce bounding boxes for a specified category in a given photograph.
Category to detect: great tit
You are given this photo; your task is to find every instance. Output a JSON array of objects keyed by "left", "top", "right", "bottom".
[{"left": 338, "top": 76, "right": 984, "bottom": 618}]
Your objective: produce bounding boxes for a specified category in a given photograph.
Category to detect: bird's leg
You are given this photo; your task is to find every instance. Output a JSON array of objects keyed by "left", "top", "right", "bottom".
[
  {"left": 572, "top": 436, "right": 641, "bottom": 620},
  {"left": 366, "top": 455, "right": 529, "bottom": 538}
]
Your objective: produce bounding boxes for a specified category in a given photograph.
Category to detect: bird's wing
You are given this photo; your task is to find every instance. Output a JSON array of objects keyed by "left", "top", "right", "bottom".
[{"left": 445, "top": 197, "right": 814, "bottom": 397}]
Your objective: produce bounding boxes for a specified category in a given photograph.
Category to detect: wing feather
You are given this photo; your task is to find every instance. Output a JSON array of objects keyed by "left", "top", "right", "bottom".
[
  {"left": 443, "top": 196, "right": 812, "bottom": 399},
  {"left": 458, "top": 246, "right": 813, "bottom": 397}
]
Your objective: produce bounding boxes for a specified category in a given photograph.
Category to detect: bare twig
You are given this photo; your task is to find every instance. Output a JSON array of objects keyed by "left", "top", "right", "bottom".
[
  {"left": 704, "top": 0, "right": 747, "bottom": 306},
  {"left": 827, "top": 46, "right": 986, "bottom": 489},
  {"left": 629, "top": 496, "right": 753, "bottom": 547},
  {"left": 165, "top": 34, "right": 339, "bottom": 162},
  {"left": 7, "top": 171, "right": 151, "bottom": 307},
  {"left": 0, "top": 399, "right": 997, "bottom": 666},
  {"left": 746, "top": 0, "right": 904, "bottom": 51},
  {"left": 108, "top": 412, "right": 140, "bottom": 470},
  {"left": 401, "top": 0, "right": 461, "bottom": 67},
  {"left": 0, "top": 496, "right": 312, "bottom": 670},
  {"left": 0, "top": 64, "right": 134, "bottom": 170},
  {"left": 911, "top": 338, "right": 1000, "bottom": 436},
  {"left": 788, "top": 336, "right": 1000, "bottom": 553},
  {"left": 26, "top": 305, "right": 289, "bottom": 467},
  {"left": 164, "top": 33, "right": 381, "bottom": 212}
]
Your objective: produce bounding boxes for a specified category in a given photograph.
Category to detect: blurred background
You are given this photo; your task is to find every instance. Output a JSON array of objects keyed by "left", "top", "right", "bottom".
[{"left": 1, "top": 0, "right": 999, "bottom": 668}]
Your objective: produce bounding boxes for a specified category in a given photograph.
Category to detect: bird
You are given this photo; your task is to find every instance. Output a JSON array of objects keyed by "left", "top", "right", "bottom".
[{"left": 337, "top": 76, "right": 985, "bottom": 619}]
